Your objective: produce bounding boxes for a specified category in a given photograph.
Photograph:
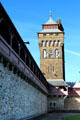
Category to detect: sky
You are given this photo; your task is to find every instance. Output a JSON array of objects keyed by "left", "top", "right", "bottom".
[{"left": 1, "top": 0, "right": 80, "bottom": 82}]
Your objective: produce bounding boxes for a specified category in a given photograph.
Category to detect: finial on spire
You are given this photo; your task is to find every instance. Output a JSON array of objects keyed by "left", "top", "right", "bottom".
[{"left": 49, "top": 10, "right": 52, "bottom": 18}]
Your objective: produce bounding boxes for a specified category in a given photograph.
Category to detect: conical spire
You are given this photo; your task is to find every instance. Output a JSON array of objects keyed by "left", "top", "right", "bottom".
[{"left": 45, "top": 11, "right": 57, "bottom": 24}]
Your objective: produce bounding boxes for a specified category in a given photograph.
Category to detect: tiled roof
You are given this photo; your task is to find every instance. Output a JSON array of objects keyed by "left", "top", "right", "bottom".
[
  {"left": 40, "top": 29, "right": 62, "bottom": 33},
  {"left": 49, "top": 86, "right": 66, "bottom": 96},
  {"left": 68, "top": 88, "right": 80, "bottom": 97}
]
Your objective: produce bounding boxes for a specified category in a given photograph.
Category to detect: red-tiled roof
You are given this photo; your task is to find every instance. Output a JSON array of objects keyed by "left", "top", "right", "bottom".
[
  {"left": 68, "top": 88, "right": 80, "bottom": 97},
  {"left": 49, "top": 86, "right": 66, "bottom": 96}
]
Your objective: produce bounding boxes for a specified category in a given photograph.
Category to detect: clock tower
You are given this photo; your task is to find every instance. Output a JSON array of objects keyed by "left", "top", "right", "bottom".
[{"left": 38, "top": 13, "right": 65, "bottom": 85}]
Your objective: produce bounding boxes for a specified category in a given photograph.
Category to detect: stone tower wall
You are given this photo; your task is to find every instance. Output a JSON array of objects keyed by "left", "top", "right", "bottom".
[{"left": 38, "top": 32, "right": 64, "bottom": 80}]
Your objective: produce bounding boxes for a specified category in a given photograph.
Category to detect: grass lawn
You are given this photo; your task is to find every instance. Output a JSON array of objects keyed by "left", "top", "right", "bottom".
[{"left": 63, "top": 115, "right": 80, "bottom": 120}]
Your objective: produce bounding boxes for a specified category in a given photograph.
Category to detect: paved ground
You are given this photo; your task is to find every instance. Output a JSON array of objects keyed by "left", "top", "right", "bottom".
[{"left": 37, "top": 113, "right": 80, "bottom": 120}]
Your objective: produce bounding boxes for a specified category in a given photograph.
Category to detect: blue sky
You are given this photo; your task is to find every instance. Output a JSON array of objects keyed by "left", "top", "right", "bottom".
[{"left": 1, "top": 0, "right": 80, "bottom": 82}]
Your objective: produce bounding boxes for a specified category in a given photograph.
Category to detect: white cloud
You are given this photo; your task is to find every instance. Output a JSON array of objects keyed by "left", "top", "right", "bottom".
[{"left": 65, "top": 49, "right": 80, "bottom": 57}]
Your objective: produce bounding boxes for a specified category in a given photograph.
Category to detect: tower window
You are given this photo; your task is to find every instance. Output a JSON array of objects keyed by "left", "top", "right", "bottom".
[
  {"left": 54, "top": 40, "right": 57, "bottom": 46},
  {"left": 41, "top": 41, "right": 45, "bottom": 46},
  {"left": 43, "top": 49, "right": 47, "bottom": 58},
  {"left": 52, "top": 54, "right": 54, "bottom": 58},
  {"left": 58, "top": 40, "right": 60, "bottom": 46},
  {"left": 53, "top": 66, "right": 54, "bottom": 72},
  {"left": 55, "top": 49, "right": 60, "bottom": 58},
  {"left": 49, "top": 40, "right": 52, "bottom": 46},
  {"left": 46, "top": 40, "right": 49, "bottom": 47},
  {"left": 51, "top": 41, "right": 53, "bottom": 46}
]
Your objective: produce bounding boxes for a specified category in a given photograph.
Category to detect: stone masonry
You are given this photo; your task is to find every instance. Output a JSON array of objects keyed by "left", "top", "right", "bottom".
[
  {"left": 38, "top": 23, "right": 64, "bottom": 80},
  {"left": 0, "top": 63, "right": 47, "bottom": 120}
]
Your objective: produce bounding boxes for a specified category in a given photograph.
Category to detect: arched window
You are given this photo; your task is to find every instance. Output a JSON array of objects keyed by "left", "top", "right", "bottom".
[
  {"left": 41, "top": 41, "right": 44, "bottom": 46},
  {"left": 42, "top": 41, "right": 45, "bottom": 46},
  {"left": 46, "top": 40, "right": 49, "bottom": 47},
  {"left": 53, "top": 66, "right": 54, "bottom": 72},
  {"left": 57, "top": 40, "right": 60, "bottom": 46},
  {"left": 55, "top": 49, "right": 60, "bottom": 58},
  {"left": 43, "top": 49, "right": 47, "bottom": 58},
  {"left": 51, "top": 41, "right": 53, "bottom": 46},
  {"left": 49, "top": 40, "right": 52, "bottom": 46},
  {"left": 41, "top": 41, "right": 43, "bottom": 46},
  {"left": 20, "top": 47, "right": 25, "bottom": 62},
  {"left": 26, "top": 54, "right": 29, "bottom": 67},
  {"left": 12, "top": 36, "right": 19, "bottom": 54},
  {"left": 54, "top": 40, "right": 57, "bottom": 46}
]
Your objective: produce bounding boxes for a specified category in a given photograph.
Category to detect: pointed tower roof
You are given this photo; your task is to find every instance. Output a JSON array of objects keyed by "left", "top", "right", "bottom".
[
  {"left": 38, "top": 12, "right": 63, "bottom": 33},
  {"left": 45, "top": 12, "right": 57, "bottom": 24}
]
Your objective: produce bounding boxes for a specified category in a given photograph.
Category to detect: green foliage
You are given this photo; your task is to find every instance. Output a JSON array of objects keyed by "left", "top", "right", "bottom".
[{"left": 63, "top": 115, "right": 80, "bottom": 120}]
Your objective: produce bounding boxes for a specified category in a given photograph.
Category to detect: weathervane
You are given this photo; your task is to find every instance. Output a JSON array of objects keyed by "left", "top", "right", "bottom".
[{"left": 49, "top": 10, "right": 52, "bottom": 18}]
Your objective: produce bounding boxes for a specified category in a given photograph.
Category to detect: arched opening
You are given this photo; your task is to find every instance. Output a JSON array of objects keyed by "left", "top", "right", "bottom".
[
  {"left": 26, "top": 54, "right": 29, "bottom": 67},
  {"left": 41, "top": 41, "right": 45, "bottom": 47},
  {"left": 0, "top": 20, "right": 10, "bottom": 44},
  {"left": 43, "top": 49, "right": 47, "bottom": 58},
  {"left": 46, "top": 40, "right": 49, "bottom": 47},
  {"left": 12, "top": 36, "right": 19, "bottom": 54},
  {"left": 20, "top": 47, "right": 25, "bottom": 62},
  {"left": 53, "top": 40, "right": 57, "bottom": 46},
  {"left": 55, "top": 49, "right": 60, "bottom": 58},
  {"left": 57, "top": 40, "right": 60, "bottom": 46}
]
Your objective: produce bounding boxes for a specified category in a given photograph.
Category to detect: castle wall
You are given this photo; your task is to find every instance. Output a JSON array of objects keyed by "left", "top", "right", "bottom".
[
  {"left": 0, "top": 63, "right": 47, "bottom": 120},
  {"left": 64, "top": 97, "right": 80, "bottom": 110},
  {"left": 48, "top": 96, "right": 64, "bottom": 111},
  {"left": 64, "top": 88, "right": 80, "bottom": 110}
]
